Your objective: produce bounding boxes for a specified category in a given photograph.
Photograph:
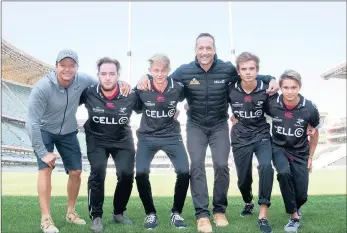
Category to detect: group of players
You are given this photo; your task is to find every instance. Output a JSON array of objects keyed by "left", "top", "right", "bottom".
[{"left": 26, "top": 33, "right": 320, "bottom": 233}]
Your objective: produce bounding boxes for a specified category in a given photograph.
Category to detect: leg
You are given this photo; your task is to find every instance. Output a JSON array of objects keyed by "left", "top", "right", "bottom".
[
  {"left": 135, "top": 139, "right": 158, "bottom": 215},
  {"left": 111, "top": 146, "right": 135, "bottom": 216},
  {"left": 186, "top": 122, "right": 209, "bottom": 219},
  {"left": 272, "top": 147, "right": 297, "bottom": 215},
  {"left": 209, "top": 122, "right": 230, "bottom": 215},
  {"left": 161, "top": 137, "right": 190, "bottom": 214},
  {"left": 55, "top": 131, "right": 83, "bottom": 220},
  {"left": 232, "top": 145, "right": 254, "bottom": 205},
  {"left": 290, "top": 161, "right": 309, "bottom": 211},
  {"left": 85, "top": 144, "right": 109, "bottom": 220},
  {"left": 253, "top": 139, "right": 274, "bottom": 216},
  {"left": 254, "top": 139, "right": 274, "bottom": 233}
]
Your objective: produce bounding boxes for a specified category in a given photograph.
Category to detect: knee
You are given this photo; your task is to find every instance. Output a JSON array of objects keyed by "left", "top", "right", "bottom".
[
  {"left": 69, "top": 170, "right": 82, "bottom": 179},
  {"left": 117, "top": 171, "right": 134, "bottom": 183},
  {"left": 176, "top": 171, "right": 190, "bottom": 180},
  {"left": 276, "top": 167, "right": 291, "bottom": 178},
  {"left": 89, "top": 165, "right": 106, "bottom": 181},
  {"left": 258, "top": 163, "right": 274, "bottom": 173},
  {"left": 213, "top": 161, "right": 229, "bottom": 172},
  {"left": 39, "top": 167, "right": 53, "bottom": 178}
]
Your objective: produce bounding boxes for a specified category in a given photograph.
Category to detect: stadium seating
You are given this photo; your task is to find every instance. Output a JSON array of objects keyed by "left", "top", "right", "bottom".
[
  {"left": 1, "top": 121, "right": 31, "bottom": 148},
  {"left": 2, "top": 80, "right": 32, "bottom": 106},
  {"left": 1, "top": 88, "right": 27, "bottom": 119}
]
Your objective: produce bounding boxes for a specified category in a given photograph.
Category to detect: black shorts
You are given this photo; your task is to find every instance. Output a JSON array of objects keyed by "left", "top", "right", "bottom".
[{"left": 35, "top": 129, "right": 82, "bottom": 173}]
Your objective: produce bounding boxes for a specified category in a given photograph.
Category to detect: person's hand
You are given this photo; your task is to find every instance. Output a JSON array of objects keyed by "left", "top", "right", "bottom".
[
  {"left": 230, "top": 115, "right": 238, "bottom": 126},
  {"left": 41, "top": 152, "right": 57, "bottom": 168},
  {"left": 136, "top": 75, "right": 151, "bottom": 91},
  {"left": 174, "top": 109, "right": 180, "bottom": 120},
  {"left": 119, "top": 81, "right": 131, "bottom": 96},
  {"left": 307, "top": 124, "right": 317, "bottom": 136},
  {"left": 307, "top": 158, "right": 313, "bottom": 173},
  {"left": 266, "top": 79, "right": 279, "bottom": 95}
]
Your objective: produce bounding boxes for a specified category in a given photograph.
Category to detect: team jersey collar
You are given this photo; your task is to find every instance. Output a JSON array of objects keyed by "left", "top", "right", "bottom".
[
  {"left": 150, "top": 78, "right": 174, "bottom": 94},
  {"left": 277, "top": 93, "right": 306, "bottom": 110}
]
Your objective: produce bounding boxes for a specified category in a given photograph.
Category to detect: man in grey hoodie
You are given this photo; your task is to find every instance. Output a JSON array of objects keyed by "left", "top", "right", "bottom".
[{"left": 25, "top": 50, "right": 130, "bottom": 233}]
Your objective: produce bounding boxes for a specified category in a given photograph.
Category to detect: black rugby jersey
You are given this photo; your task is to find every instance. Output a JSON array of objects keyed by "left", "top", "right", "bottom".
[
  {"left": 136, "top": 78, "right": 185, "bottom": 139},
  {"left": 80, "top": 84, "right": 138, "bottom": 149},
  {"left": 228, "top": 79, "right": 272, "bottom": 147},
  {"left": 266, "top": 94, "right": 321, "bottom": 163}
]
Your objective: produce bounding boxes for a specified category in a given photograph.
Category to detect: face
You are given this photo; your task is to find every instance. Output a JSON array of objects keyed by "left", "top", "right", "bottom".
[
  {"left": 195, "top": 36, "right": 216, "bottom": 66},
  {"left": 237, "top": 60, "right": 258, "bottom": 83},
  {"left": 56, "top": 58, "right": 78, "bottom": 82},
  {"left": 280, "top": 78, "right": 301, "bottom": 102},
  {"left": 148, "top": 62, "right": 170, "bottom": 85},
  {"left": 98, "top": 63, "right": 119, "bottom": 91}
]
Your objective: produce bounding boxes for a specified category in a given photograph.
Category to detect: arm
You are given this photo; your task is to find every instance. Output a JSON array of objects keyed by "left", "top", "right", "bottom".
[
  {"left": 79, "top": 88, "right": 87, "bottom": 106},
  {"left": 264, "top": 92, "right": 279, "bottom": 116},
  {"left": 169, "top": 66, "right": 183, "bottom": 82},
  {"left": 308, "top": 103, "right": 321, "bottom": 159},
  {"left": 133, "top": 91, "right": 144, "bottom": 114},
  {"left": 177, "top": 82, "right": 185, "bottom": 102},
  {"left": 25, "top": 87, "right": 48, "bottom": 158}
]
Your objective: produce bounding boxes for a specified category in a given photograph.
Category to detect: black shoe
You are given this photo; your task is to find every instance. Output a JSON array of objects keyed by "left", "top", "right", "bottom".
[
  {"left": 170, "top": 212, "right": 187, "bottom": 228},
  {"left": 144, "top": 213, "right": 158, "bottom": 229},
  {"left": 240, "top": 203, "right": 254, "bottom": 216},
  {"left": 257, "top": 218, "right": 272, "bottom": 233}
]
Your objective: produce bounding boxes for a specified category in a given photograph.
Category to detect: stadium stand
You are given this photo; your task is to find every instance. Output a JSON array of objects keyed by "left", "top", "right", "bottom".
[{"left": 320, "top": 62, "right": 346, "bottom": 80}]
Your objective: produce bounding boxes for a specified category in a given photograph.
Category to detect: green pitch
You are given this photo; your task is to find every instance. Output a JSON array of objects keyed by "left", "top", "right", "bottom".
[{"left": 2, "top": 169, "right": 346, "bottom": 233}]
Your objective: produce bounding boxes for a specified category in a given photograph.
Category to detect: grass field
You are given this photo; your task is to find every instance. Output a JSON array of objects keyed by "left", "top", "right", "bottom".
[{"left": 2, "top": 169, "right": 346, "bottom": 233}]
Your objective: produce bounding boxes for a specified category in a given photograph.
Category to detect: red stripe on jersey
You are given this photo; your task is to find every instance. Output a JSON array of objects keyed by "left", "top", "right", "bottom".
[
  {"left": 103, "top": 87, "right": 119, "bottom": 100},
  {"left": 285, "top": 104, "right": 296, "bottom": 110}
]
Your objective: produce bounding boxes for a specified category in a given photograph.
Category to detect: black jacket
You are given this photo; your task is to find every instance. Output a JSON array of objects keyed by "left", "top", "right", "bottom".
[{"left": 168, "top": 54, "right": 274, "bottom": 127}]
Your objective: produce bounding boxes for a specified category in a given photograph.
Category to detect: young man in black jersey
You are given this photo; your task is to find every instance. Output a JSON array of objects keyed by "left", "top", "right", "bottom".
[
  {"left": 265, "top": 70, "right": 320, "bottom": 232},
  {"left": 228, "top": 52, "right": 274, "bottom": 233},
  {"left": 80, "top": 57, "right": 138, "bottom": 232},
  {"left": 135, "top": 54, "right": 190, "bottom": 230}
]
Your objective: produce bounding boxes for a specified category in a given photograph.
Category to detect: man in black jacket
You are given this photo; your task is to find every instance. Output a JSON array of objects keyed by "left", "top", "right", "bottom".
[{"left": 137, "top": 33, "right": 278, "bottom": 233}]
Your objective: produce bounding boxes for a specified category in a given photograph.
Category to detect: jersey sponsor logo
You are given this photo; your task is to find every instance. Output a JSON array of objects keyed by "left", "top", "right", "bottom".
[
  {"left": 168, "top": 101, "right": 176, "bottom": 108},
  {"left": 214, "top": 80, "right": 225, "bottom": 84},
  {"left": 176, "top": 82, "right": 184, "bottom": 87},
  {"left": 232, "top": 102, "right": 243, "bottom": 108},
  {"left": 255, "top": 100, "right": 264, "bottom": 108},
  {"left": 92, "top": 107, "right": 104, "bottom": 113},
  {"left": 189, "top": 78, "right": 200, "bottom": 85},
  {"left": 119, "top": 107, "right": 128, "bottom": 115},
  {"left": 144, "top": 101, "right": 155, "bottom": 107},
  {"left": 157, "top": 96, "right": 165, "bottom": 102},
  {"left": 106, "top": 103, "right": 115, "bottom": 109},
  {"left": 271, "top": 116, "right": 283, "bottom": 122},
  {"left": 274, "top": 126, "right": 304, "bottom": 138},
  {"left": 92, "top": 116, "right": 129, "bottom": 124},
  {"left": 244, "top": 96, "right": 252, "bottom": 102},
  {"left": 295, "top": 118, "right": 305, "bottom": 127},
  {"left": 145, "top": 109, "right": 175, "bottom": 118},
  {"left": 284, "top": 112, "right": 293, "bottom": 118},
  {"left": 234, "top": 110, "right": 263, "bottom": 119}
]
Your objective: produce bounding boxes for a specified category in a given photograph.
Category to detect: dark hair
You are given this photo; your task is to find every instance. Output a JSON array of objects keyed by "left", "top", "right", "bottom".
[
  {"left": 195, "top": 33, "right": 215, "bottom": 48},
  {"left": 96, "top": 57, "right": 121, "bottom": 73}
]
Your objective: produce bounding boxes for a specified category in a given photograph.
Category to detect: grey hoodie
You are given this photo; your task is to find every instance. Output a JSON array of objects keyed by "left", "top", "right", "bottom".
[{"left": 25, "top": 71, "right": 96, "bottom": 158}]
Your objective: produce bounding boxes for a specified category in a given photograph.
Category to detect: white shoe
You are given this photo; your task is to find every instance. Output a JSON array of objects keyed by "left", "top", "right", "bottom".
[{"left": 41, "top": 216, "right": 59, "bottom": 233}]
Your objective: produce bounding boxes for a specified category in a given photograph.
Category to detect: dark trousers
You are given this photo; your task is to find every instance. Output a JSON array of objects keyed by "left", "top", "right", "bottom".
[
  {"left": 272, "top": 146, "right": 309, "bottom": 214},
  {"left": 135, "top": 137, "right": 190, "bottom": 215},
  {"left": 232, "top": 138, "right": 274, "bottom": 207},
  {"left": 87, "top": 138, "right": 135, "bottom": 219},
  {"left": 187, "top": 121, "right": 230, "bottom": 219}
]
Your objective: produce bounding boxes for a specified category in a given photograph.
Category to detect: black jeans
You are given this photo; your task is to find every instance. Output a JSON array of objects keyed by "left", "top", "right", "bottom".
[
  {"left": 186, "top": 121, "right": 230, "bottom": 219},
  {"left": 87, "top": 137, "right": 135, "bottom": 219},
  {"left": 135, "top": 137, "right": 190, "bottom": 215},
  {"left": 272, "top": 146, "right": 309, "bottom": 214},
  {"left": 232, "top": 138, "right": 274, "bottom": 207}
]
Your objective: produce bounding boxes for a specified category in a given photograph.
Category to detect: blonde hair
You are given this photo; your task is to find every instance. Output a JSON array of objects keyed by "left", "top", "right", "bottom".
[
  {"left": 279, "top": 69, "right": 302, "bottom": 87},
  {"left": 148, "top": 54, "right": 170, "bottom": 69},
  {"left": 236, "top": 52, "right": 260, "bottom": 71}
]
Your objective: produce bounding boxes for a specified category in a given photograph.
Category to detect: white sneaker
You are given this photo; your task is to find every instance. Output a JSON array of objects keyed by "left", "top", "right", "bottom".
[
  {"left": 41, "top": 217, "right": 59, "bottom": 233},
  {"left": 66, "top": 210, "right": 86, "bottom": 225}
]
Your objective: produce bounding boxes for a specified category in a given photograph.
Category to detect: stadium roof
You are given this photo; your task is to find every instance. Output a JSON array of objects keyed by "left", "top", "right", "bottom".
[
  {"left": 321, "top": 62, "right": 346, "bottom": 80},
  {"left": 1, "top": 39, "right": 54, "bottom": 86}
]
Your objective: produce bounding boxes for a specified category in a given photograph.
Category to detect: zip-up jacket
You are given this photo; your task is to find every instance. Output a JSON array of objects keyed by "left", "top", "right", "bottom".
[
  {"left": 81, "top": 84, "right": 138, "bottom": 149},
  {"left": 25, "top": 71, "right": 96, "bottom": 158},
  {"left": 169, "top": 54, "right": 274, "bottom": 127},
  {"left": 266, "top": 94, "right": 321, "bottom": 163},
  {"left": 136, "top": 78, "right": 185, "bottom": 139}
]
